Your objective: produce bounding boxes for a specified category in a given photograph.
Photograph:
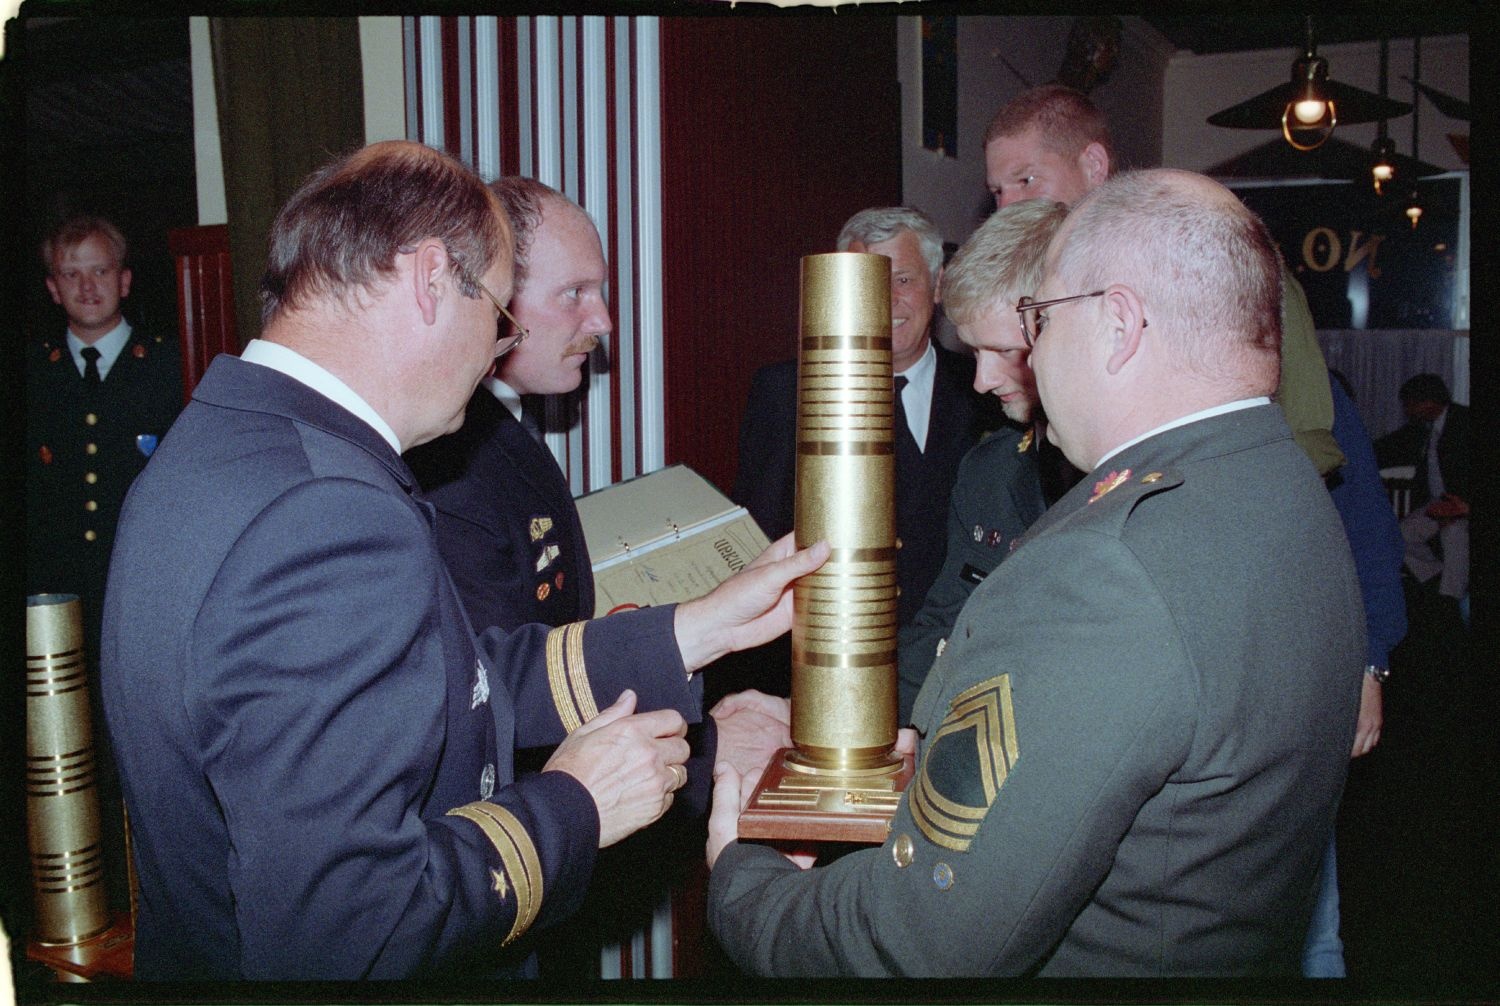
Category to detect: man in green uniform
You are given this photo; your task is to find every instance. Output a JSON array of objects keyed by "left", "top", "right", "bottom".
[
  {"left": 896, "top": 199, "right": 1075, "bottom": 721},
  {"left": 982, "top": 83, "right": 1343, "bottom": 475},
  {"left": 705, "top": 170, "right": 1365, "bottom": 977}
]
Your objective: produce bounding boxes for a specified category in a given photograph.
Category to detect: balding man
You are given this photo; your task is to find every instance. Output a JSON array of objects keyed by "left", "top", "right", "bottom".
[
  {"left": 706, "top": 170, "right": 1364, "bottom": 977},
  {"left": 983, "top": 83, "right": 1344, "bottom": 477},
  {"left": 101, "top": 142, "right": 823, "bottom": 980}
]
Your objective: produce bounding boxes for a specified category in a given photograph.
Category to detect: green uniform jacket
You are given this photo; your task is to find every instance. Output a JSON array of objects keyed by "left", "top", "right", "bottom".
[
  {"left": 709, "top": 404, "right": 1364, "bottom": 976},
  {"left": 896, "top": 424, "right": 1044, "bottom": 722},
  {"left": 1279, "top": 269, "right": 1343, "bottom": 474}
]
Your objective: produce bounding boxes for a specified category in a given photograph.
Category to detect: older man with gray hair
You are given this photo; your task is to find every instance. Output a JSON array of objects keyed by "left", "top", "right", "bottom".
[
  {"left": 733, "top": 206, "right": 988, "bottom": 643},
  {"left": 707, "top": 170, "right": 1365, "bottom": 977}
]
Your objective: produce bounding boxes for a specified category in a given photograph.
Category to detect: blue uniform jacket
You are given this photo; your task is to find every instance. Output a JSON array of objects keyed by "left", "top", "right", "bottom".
[{"left": 101, "top": 355, "right": 700, "bottom": 980}]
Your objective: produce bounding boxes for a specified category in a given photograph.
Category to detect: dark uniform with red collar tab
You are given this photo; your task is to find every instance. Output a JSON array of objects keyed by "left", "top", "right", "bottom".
[{"left": 26, "top": 324, "right": 182, "bottom": 911}]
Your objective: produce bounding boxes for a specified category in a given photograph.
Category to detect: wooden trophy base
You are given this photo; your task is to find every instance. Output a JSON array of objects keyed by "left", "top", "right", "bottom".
[
  {"left": 738, "top": 747, "right": 914, "bottom": 844},
  {"left": 28, "top": 911, "right": 134, "bottom": 982}
]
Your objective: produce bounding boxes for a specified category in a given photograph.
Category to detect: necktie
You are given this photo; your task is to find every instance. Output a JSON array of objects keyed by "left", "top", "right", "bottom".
[
  {"left": 81, "top": 347, "right": 102, "bottom": 388},
  {"left": 893, "top": 375, "right": 920, "bottom": 456}
]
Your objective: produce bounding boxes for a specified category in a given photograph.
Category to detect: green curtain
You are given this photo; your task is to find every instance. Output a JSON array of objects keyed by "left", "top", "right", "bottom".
[{"left": 210, "top": 17, "right": 365, "bottom": 347}]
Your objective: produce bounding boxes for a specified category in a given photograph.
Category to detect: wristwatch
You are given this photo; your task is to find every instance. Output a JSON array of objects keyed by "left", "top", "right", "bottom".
[{"left": 1364, "top": 664, "right": 1391, "bottom": 684}]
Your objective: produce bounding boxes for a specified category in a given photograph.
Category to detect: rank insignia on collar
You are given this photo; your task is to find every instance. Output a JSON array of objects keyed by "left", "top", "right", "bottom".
[
  {"left": 48, "top": 348, "right": 62, "bottom": 363},
  {"left": 535, "top": 543, "right": 560, "bottom": 572},
  {"left": 554, "top": 571, "right": 564, "bottom": 590},
  {"left": 972, "top": 524, "right": 984, "bottom": 543},
  {"left": 1141, "top": 471, "right": 1164, "bottom": 484},
  {"left": 38, "top": 445, "right": 53, "bottom": 465},
  {"left": 1088, "top": 468, "right": 1131, "bottom": 503},
  {"left": 537, "top": 582, "right": 551, "bottom": 601},
  {"left": 529, "top": 516, "right": 553, "bottom": 542},
  {"left": 1016, "top": 427, "right": 1034, "bottom": 453},
  {"left": 986, "top": 529, "right": 1003, "bottom": 547},
  {"left": 910, "top": 674, "right": 1019, "bottom": 852},
  {"left": 491, "top": 868, "right": 509, "bottom": 900},
  {"left": 480, "top": 763, "right": 495, "bottom": 800},
  {"left": 132, "top": 343, "right": 146, "bottom": 359}
]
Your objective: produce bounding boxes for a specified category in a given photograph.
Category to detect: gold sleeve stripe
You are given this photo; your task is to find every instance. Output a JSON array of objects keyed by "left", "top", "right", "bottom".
[
  {"left": 546, "top": 627, "right": 584, "bottom": 733},
  {"left": 564, "top": 622, "right": 598, "bottom": 723},
  {"left": 448, "top": 802, "right": 543, "bottom": 945}
]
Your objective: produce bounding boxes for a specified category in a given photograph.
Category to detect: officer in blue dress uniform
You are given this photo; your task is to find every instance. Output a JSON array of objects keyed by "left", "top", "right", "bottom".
[{"left": 26, "top": 214, "right": 182, "bottom": 910}]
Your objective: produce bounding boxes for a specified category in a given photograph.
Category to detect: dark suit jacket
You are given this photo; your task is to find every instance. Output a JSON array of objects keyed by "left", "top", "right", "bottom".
[
  {"left": 732, "top": 344, "right": 985, "bottom": 626},
  {"left": 710, "top": 405, "right": 1365, "bottom": 976},
  {"left": 1375, "top": 403, "right": 1469, "bottom": 509},
  {"left": 26, "top": 325, "right": 182, "bottom": 645},
  {"left": 407, "top": 390, "right": 593, "bottom": 632},
  {"left": 101, "top": 355, "right": 701, "bottom": 980}
]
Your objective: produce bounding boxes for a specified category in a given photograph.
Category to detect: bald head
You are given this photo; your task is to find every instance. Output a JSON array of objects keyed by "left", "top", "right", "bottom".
[
  {"left": 1050, "top": 169, "right": 1281, "bottom": 388},
  {"left": 1030, "top": 170, "right": 1283, "bottom": 470}
]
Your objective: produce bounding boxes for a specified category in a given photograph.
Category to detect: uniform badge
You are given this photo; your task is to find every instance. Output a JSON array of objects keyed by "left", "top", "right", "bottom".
[
  {"left": 132, "top": 343, "right": 146, "bottom": 359},
  {"left": 480, "top": 763, "right": 496, "bottom": 800},
  {"left": 1088, "top": 468, "right": 1131, "bottom": 503},
  {"left": 971, "top": 524, "right": 983, "bottom": 543},
  {"left": 529, "top": 516, "right": 553, "bottom": 542},
  {"left": 471, "top": 659, "right": 490, "bottom": 709},
  {"left": 537, "top": 582, "right": 551, "bottom": 601},
  {"left": 135, "top": 434, "right": 159, "bottom": 458},
  {"left": 933, "top": 862, "right": 955, "bottom": 891},
  {"left": 38, "top": 445, "right": 53, "bottom": 465},
  {"left": 1016, "top": 427, "right": 1034, "bottom": 453},
  {"left": 554, "top": 572, "right": 565, "bottom": 590},
  {"left": 1008, "top": 538, "right": 1021, "bottom": 553},
  {"left": 48, "top": 348, "right": 62, "bottom": 364},
  {"left": 935, "top": 639, "right": 947, "bottom": 659},
  {"left": 491, "top": 868, "right": 509, "bottom": 900},
  {"left": 1141, "top": 471, "right": 1164, "bottom": 484},
  {"left": 535, "top": 543, "right": 560, "bottom": 572},
  {"left": 909, "top": 674, "right": 1019, "bottom": 852},
  {"left": 986, "top": 529, "right": 1003, "bottom": 547},
  {"left": 891, "top": 833, "right": 915, "bottom": 869}
]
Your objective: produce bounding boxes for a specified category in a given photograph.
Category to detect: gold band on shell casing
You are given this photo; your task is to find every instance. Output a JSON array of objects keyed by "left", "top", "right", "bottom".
[
  {"left": 25, "top": 594, "right": 111, "bottom": 945},
  {"left": 789, "top": 252, "right": 902, "bottom": 772}
]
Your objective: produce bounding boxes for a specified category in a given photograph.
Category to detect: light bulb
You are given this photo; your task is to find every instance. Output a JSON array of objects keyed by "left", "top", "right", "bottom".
[{"left": 1293, "top": 98, "right": 1327, "bottom": 124}]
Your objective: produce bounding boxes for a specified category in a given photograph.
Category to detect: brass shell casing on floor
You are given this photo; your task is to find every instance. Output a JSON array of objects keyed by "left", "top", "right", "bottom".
[
  {"left": 789, "top": 252, "right": 901, "bottom": 772},
  {"left": 25, "top": 594, "right": 110, "bottom": 945}
]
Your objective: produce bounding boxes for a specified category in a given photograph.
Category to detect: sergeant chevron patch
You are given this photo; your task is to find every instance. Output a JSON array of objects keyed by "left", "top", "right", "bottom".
[{"left": 910, "top": 674, "right": 1019, "bottom": 852}]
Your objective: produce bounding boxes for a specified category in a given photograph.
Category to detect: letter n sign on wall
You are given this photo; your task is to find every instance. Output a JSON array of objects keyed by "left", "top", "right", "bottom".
[{"left": 1230, "top": 175, "right": 1466, "bottom": 330}]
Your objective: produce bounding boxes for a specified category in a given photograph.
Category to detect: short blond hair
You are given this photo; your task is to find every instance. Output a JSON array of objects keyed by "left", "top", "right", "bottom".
[
  {"left": 43, "top": 215, "right": 127, "bottom": 273},
  {"left": 942, "top": 200, "right": 1068, "bottom": 327}
]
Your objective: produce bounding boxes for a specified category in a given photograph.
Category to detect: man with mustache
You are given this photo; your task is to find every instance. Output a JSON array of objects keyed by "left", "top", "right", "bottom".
[{"left": 410, "top": 178, "right": 609, "bottom": 634}]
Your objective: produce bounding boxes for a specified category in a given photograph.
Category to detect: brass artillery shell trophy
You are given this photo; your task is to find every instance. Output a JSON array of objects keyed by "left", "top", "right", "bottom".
[{"left": 738, "top": 252, "right": 914, "bottom": 844}]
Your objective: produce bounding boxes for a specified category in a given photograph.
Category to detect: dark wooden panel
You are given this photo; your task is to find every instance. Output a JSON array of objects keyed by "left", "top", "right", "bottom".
[
  {"left": 660, "top": 17, "right": 901, "bottom": 495},
  {"left": 169, "top": 224, "right": 238, "bottom": 401}
]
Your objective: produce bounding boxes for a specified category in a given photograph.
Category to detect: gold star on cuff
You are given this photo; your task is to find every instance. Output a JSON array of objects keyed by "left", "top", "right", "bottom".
[{"left": 491, "top": 868, "right": 509, "bottom": 900}]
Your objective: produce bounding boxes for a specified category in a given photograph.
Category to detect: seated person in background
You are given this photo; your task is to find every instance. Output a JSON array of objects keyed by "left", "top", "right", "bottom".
[
  {"left": 101, "top": 141, "right": 825, "bottom": 981},
  {"left": 896, "top": 198, "right": 1080, "bottom": 722},
  {"left": 733, "top": 206, "right": 989, "bottom": 634},
  {"left": 1375, "top": 373, "right": 1469, "bottom": 606},
  {"left": 706, "top": 169, "right": 1366, "bottom": 977}
]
